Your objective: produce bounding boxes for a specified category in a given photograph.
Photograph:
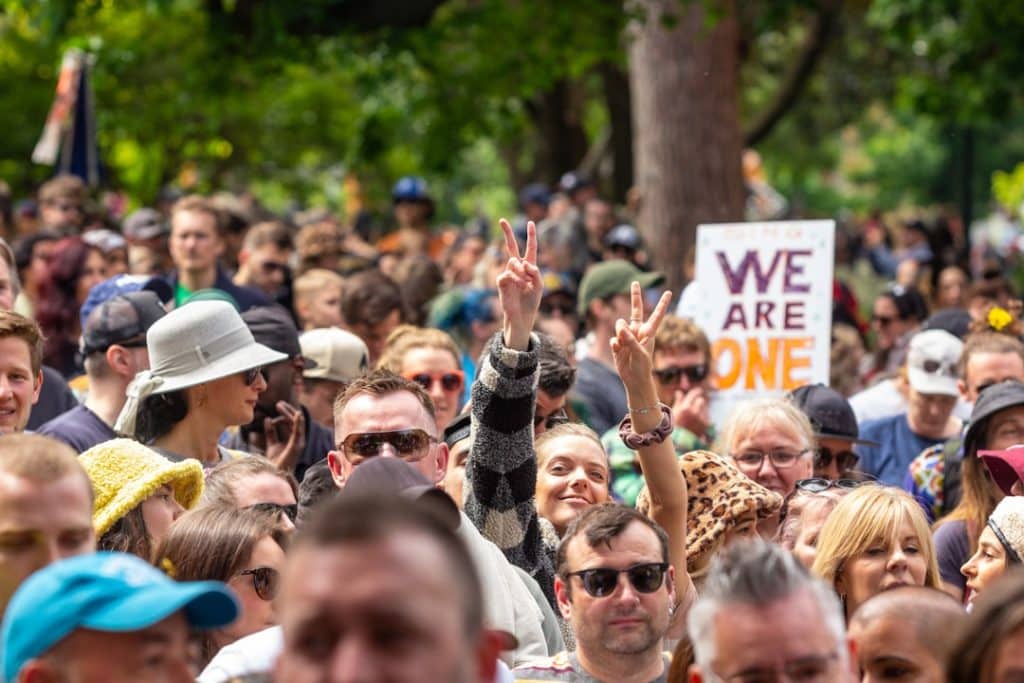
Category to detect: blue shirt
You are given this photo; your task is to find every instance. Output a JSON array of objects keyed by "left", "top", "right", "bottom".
[{"left": 855, "top": 414, "right": 945, "bottom": 486}]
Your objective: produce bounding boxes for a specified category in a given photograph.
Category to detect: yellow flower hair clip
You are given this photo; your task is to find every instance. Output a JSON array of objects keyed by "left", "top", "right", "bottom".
[
  {"left": 989, "top": 306, "right": 1013, "bottom": 332},
  {"left": 159, "top": 557, "right": 178, "bottom": 579}
]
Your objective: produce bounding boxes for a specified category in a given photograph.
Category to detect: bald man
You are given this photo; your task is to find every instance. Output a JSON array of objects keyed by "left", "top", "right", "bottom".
[{"left": 848, "top": 586, "right": 966, "bottom": 682}]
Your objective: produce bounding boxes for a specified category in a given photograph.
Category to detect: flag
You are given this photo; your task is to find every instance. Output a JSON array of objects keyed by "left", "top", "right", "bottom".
[{"left": 32, "top": 49, "right": 101, "bottom": 186}]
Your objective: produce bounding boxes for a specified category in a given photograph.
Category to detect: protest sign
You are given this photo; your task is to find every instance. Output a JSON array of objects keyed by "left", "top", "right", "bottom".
[{"left": 692, "top": 220, "right": 835, "bottom": 411}]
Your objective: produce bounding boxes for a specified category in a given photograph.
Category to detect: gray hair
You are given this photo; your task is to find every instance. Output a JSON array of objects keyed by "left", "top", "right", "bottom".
[
  {"left": 687, "top": 540, "right": 847, "bottom": 675},
  {"left": 714, "top": 396, "right": 816, "bottom": 455}
]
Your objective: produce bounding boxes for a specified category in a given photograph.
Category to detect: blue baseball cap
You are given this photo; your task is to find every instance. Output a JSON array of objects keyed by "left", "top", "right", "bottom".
[
  {"left": 79, "top": 274, "right": 173, "bottom": 329},
  {"left": 1, "top": 552, "right": 239, "bottom": 682},
  {"left": 392, "top": 176, "right": 432, "bottom": 203}
]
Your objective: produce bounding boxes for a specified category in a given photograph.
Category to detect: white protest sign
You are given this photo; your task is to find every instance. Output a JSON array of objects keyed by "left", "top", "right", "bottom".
[{"left": 692, "top": 220, "right": 835, "bottom": 411}]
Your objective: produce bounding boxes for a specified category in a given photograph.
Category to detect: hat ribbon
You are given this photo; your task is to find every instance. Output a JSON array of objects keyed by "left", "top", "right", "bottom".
[{"left": 113, "top": 370, "right": 165, "bottom": 436}]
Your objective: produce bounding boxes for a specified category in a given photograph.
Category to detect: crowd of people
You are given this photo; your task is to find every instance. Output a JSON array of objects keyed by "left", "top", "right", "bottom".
[{"left": 1, "top": 170, "right": 1024, "bottom": 681}]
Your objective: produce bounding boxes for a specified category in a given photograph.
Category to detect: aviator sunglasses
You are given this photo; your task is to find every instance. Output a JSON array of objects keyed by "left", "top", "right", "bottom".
[
  {"left": 237, "top": 566, "right": 280, "bottom": 601},
  {"left": 339, "top": 429, "right": 436, "bottom": 462},
  {"left": 566, "top": 562, "right": 669, "bottom": 598}
]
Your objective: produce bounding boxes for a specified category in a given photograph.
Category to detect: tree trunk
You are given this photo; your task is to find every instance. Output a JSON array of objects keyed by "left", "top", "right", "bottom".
[
  {"left": 628, "top": 0, "right": 745, "bottom": 296},
  {"left": 527, "top": 79, "right": 590, "bottom": 187},
  {"left": 599, "top": 62, "right": 634, "bottom": 202}
]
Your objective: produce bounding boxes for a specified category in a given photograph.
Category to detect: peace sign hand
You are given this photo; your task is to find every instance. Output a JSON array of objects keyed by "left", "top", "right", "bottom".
[
  {"left": 496, "top": 218, "right": 542, "bottom": 351},
  {"left": 610, "top": 281, "right": 673, "bottom": 394}
]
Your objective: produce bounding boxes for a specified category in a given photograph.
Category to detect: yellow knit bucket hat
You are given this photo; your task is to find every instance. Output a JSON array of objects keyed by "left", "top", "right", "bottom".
[{"left": 79, "top": 438, "right": 205, "bottom": 536}]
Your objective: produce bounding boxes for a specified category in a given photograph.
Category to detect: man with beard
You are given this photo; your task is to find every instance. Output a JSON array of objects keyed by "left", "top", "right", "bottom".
[
  {"left": 514, "top": 504, "right": 676, "bottom": 682},
  {"left": 228, "top": 305, "right": 333, "bottom": 481}
]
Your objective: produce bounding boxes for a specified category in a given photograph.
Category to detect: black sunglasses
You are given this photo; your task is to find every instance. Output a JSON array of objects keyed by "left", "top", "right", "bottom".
[
  {"left": 566, "top": 562, "right": 668, "bottom": 598},
  {"left": 813, "top": 448, "right": 860, "bottom": 473},
  {"left": 534, "top": 408, "right": 569, "bottom": 430},
  {"left": 247, "top": 502, "right": 298, "bottom": 523},
  {"left": 653, "top": 364, "right": 708, "bottom": 386},
  {"left": 340, "top": 429, "right": 435, "bottom": 462},
  {"left": 238, "top": 566, "right": 280, "bottom": 601},
  {"left": 242, "top": 366, "right": 265, "bottom": 386},
  {"left": 539, "top": 301, "right": 575, "bottom": 317},
  {"left": 872, "top": 314, "right": 894, "bottom": 327},
  {"left": 407, "top": 371, "right": 464, "bottom": 393}
]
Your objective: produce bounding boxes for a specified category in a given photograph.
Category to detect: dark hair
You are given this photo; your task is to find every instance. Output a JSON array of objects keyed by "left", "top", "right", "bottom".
[
  {"left": 297, "top": 459, "right": 338, "bottom": 526},
  {"left": 13, "top": 230, "right": 59, "bottom": 273},
  {"left": 134, "top": 390, "right": 189, "bottom": 443},
  {"left": 341, "top": 269, "right": 404, "bottom": 328},
  {"left": 393, "top": 255, "right": 443, "bottom": 327},
  {"left": 294, "top": 493, "right": 483, "bottom": 638},
  {"left": 332, "top": 368, "right": 435, "bottom": 434},
  {"left": 98, "top": 505, "right": 151, "bottom": 561},
  {"left": 36, "top": 236, "right": 100, "bottom": 370},
  {"left": 555, "top": 503, "right": 669, "bottom": 579},
  {"left": 947, "top": 568, "right": 1024, "bottom": 682},
  {"left": 537, "top": 332, "right": 576, "bottom": 398},
  {"left": 879, "top": 284, "right": 928, "bottom": 322}
]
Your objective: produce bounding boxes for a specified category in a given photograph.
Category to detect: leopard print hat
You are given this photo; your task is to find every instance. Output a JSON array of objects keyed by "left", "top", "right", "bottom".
[{"left": 635, "top": 449, "right": 782, "bottom": 572}]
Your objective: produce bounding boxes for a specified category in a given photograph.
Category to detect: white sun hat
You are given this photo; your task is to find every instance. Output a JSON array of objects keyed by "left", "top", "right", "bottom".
[{"left": 115, "top": 300, "right": 287, "bottom": 435}]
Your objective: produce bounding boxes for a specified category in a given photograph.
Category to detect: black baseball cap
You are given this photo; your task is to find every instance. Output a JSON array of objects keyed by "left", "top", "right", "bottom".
[
  {"left": 80, "top": 291, "right": 167, "bottom": 356},
  {"left": 242, "top": 305, "right": 315, "bottom": 369},
  {"left": 443, "top": 413, "right": 472, "bottom": 449},
  {"left": 788, "top": 384, "right": 879, "bottom": 446},
  {"left": 338, "top": 457, "right": 460, "bottom": 530}
]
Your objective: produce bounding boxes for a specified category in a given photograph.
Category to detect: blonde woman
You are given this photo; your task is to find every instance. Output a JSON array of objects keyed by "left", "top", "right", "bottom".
[
  {"left": 377, "top": 325, "right": 464, "bottom": 431},
  {"left": 812, "top": 485, "right": 940, "bottom": 621},
  {"left": 716, "top": 396, "right": 816, "bottom": 537}
]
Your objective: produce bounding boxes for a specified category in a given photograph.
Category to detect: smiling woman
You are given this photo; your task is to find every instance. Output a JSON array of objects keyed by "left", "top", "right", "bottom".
[{"left": 535, "top": 424, "right": 610, "bottom": 536}]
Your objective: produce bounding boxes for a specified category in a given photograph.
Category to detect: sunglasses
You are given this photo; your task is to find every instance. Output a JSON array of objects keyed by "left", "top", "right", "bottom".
[
  {"left": 237, "top": 566, "right": 280, "bottom": 601},
  {"left": 653, "top": 364, "right": 708, "bottom": 386},
  {"left": 534, "top": 408, "right": 569, "bottom": 430},
  {"left": 813, "top": 447, "right": 859, "bottom": 473},
  {"left": 539, "top": 301, "right": 575, "bottom": 317},
  {"left": 246, "top": 502, "right": 298, "bottom": 523},
  {"left": 566, "top": 562, "right": 669, "bottom": 598},
  {"left": 406, "top": 371, "right": 464, "bottom": 393},
  {"left": 339, "top": 429, "right": 435, "bottom": 462},
  {"left": 872, "top": 314, "right": 894, "bottom": 327},
  {"left": 259, "top": 261, "right": 290, "bottom": 275},
  {"left": 794, "top": 478, "right": 866, "bottom": 493},
  {"left": 242, "top": 366, "right": 265, "bottom": 386}
]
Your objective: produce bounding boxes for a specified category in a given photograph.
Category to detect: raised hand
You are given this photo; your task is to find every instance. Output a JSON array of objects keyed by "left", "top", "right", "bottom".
[
  {"left": 610, "top": 281, "right": 673, "bottom": 392},
  {"left": 496, "top": 218, "right": 542, "bottom": 351},
  {"left": 259, "top": 401, "right": 306, "bottom": 472}
]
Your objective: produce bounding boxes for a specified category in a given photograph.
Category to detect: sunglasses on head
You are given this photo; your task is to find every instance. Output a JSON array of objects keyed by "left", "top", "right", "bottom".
[
  {"left": 247, "top": 502, "right": 298, "bottom": 523},
  {"left": 237, "top": 566, "right": 280, "bottom": 601},
  {"left": 567, "top": 562, "right": 669, "bottom": 598},
  {"left": 795, "top": 478, "right": 866, "bottom": 493},
  {"left": 405, "top": 371, "right": 464, "bottom": 393},
  {"left": 242, "top": 366, "right": 265, "bottom": 386},
  {"left": 339, "top": 429, "right": 436, "bottom": 462},
  {"left": 653, "top": 364, "right": 708, "bottom": 386},
  {"left": 813, "top": 448, "right": 860, "bottom": 473}
]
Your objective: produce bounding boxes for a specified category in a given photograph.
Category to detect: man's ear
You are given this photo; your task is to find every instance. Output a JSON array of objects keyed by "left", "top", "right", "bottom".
[
  {"left": 326, "top": 451, "right": 347, "bottom": 489},
  {"left": 19, "top": 658, "right": 63, "bottom": 683},
  {"left": 554, "top": 575, "right": 572, "bottom": 620},
  {"left": 31, "top": 369, "right": 42, "bottom": 405},
  {"left": 433, "top": 441, "right": 449, "bottom": 486},
  {"left": 957, "top": 378, "right": 969, "bottom": 402}
]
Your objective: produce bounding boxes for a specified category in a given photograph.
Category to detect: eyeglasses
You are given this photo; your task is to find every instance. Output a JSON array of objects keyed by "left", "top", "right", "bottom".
[
  {"left": 918, "top": 359, "right": 957, "bottom": 377},
  {"left": 566, "top": 562, "right": 669, "bottom": 598},
  {"left": 653, "top": 364, "right": 708, "bottom": 386},
  {"left": 539, "top": 301, "right": 575, "bottom": 317},
  {"left": 339, "top": 429, "right": 436, "bottom": 463},
  {"left": 237, "top": 566, "right": 280, "bottom": 601},
  {"left": 246, "top": 502, "right": 298, "bottom": 523},
  {"left": 405, "top": 370, "right": 464, "bottom": 394},
  {"left": 795, "top": 478, "right": 865, "bottom": 493},
  {"left": 242, "top": 366, "right": 265, "bottom": 386},
  {"left": 717, "top": 652, "right": 839, "bottom": 682},
  {"left": 733, "top": 450, "right": 810, "bottom": 470},
  {"left": 813, "top": 447, "right": 859, "bottom": 473}
]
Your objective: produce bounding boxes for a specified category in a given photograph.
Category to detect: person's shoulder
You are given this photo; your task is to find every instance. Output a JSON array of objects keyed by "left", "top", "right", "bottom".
[
  {"left": 512, "top": 651, "right": 578, "bottom": 680},
  {"left": 197, "top": 625, "right": 282, "bottom": 683},
  {"left": 858, "top": 414, "right": 901, "bottom": 438}
]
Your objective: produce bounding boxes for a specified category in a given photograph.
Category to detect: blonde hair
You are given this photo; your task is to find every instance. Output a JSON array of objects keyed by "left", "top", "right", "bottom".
[
  {"left": 715, "top": 396, "right": 816, "bottom": 455},
  {"left": 535, "top": 422, "right": 606, "bottom": 469},
  {"left": 811, "top": 486, "right": 940, "bottom": 592},
  {"left": 294, "top": 268, "right": 344, "bottom": 306},
  {"left": 376, "top": 324, "right": 460, "bottom": 373}
]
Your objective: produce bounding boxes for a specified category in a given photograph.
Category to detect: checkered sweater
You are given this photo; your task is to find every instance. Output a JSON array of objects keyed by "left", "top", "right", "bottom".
[{"left": 464, "top": 332, "right": 559, "bottom": 610}]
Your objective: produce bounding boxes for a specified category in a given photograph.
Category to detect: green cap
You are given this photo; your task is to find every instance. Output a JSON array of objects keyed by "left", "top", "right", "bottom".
[{"left": 577, "top": 260, "right": 665, "bottom": 317}]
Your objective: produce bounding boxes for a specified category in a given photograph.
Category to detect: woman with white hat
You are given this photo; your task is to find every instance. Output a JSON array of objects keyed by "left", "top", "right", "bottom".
[
  {"left": 115, "top": 299, "right": 286, "bottom": 466},
  {"left": 961, "top": 496, "right": 1024, "bottom": 608}
]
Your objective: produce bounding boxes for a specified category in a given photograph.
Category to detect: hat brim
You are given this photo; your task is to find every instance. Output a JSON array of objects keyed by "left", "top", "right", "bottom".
[
  {"left": 151, "top": 342, "right": 287, "bottom": 395},
  {"left": 907, "top": 368, "right": 959, "bottom": 397},
  {"left": 814, "top": 429, "right": 880, "bottom": 448},
  {"left": 965, "top": 391, "right": 1024, "bottom": 456},
  {"left": 83, "top": 580, "right": 239, "bottom": 632},
  {"left": 980, "top": 450, "right": 1024, "bottom": 496},
  {"left": 93, "top": 459, "right": 205, "bottom": 536}
]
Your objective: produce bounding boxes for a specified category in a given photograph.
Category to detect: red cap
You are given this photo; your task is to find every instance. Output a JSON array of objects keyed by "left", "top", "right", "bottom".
[{"left": 979, "top": 445, "right": 1024, "bottom": 496}]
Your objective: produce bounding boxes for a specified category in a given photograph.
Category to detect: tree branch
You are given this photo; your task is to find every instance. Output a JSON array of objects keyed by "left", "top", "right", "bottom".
[{"left": 743, "top": 0, "right": 840, "bottom": 147}]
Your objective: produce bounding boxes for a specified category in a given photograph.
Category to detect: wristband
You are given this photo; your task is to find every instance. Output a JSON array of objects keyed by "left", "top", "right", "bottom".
[{"left": 618, "top": 404, "right": 673, "bottom": 449}]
